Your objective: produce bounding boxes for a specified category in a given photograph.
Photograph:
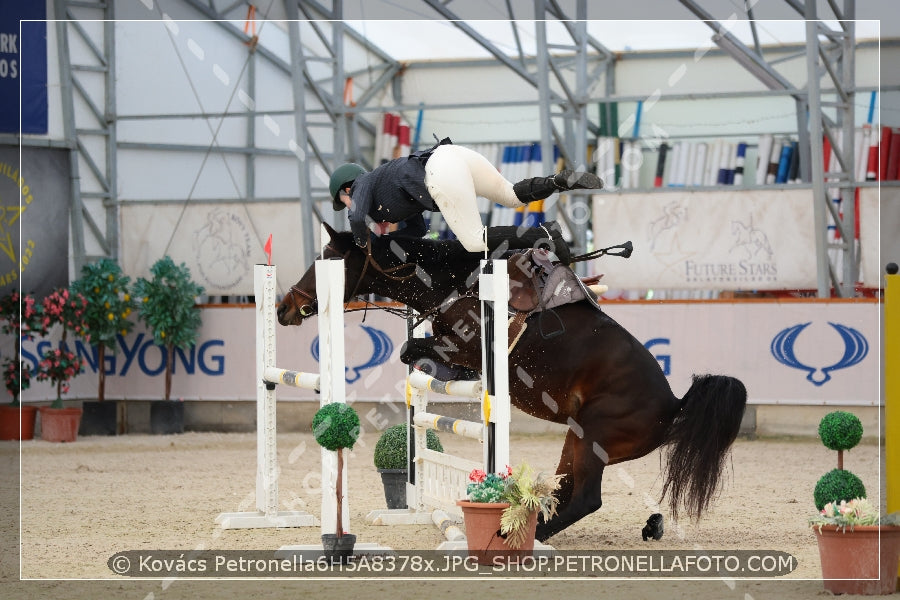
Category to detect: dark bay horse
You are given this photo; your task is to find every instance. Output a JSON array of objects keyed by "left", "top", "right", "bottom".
[{"left": 278, "top": 223, "right": 747, "bottom": 542}]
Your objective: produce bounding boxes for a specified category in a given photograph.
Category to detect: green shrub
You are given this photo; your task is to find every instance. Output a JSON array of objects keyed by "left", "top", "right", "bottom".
[
  {"left": 818, "top": 411, "right": 863, "bottom": 452},
  {"left": 814, "top": 468, "right": 867, "bottom": 511},
  {"left": 373, "top": 424, "right": 443, "bottom": 470},
  {"left": 312, "top": 403, "right": 360, "bottom": 451}
]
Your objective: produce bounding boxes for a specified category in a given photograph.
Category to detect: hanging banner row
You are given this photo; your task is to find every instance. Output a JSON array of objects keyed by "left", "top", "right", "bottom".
[{"left": 119, "top": 187, "right": 891, "bottom": 297}]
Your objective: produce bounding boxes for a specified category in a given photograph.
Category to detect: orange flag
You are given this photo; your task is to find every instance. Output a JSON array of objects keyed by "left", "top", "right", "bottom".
[{"left": 264, "top": 234, "right": 272, "bottom": 265}]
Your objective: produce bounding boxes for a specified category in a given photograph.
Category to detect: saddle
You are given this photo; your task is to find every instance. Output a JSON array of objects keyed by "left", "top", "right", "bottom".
[
  {"left": 505, "top": 249, "right": 605, "bottom": 348},
  {"left": 507, "top": 249, "right": 604, "bottom": 313}
]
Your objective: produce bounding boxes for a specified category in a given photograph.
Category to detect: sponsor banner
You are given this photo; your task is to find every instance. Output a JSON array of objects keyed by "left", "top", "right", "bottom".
[
  {"left": 17, "top": 306, "right": 408, "bottom": 403},
  {"left": 0, "top": 146, "right": 70, "bottom": 298},
  {"left": 120, "top": 203, "right": 307, "bottom": 297},
  {"left": 603, "top": 301, "right": 878, "bottom": 405},
  {"left": 11, "top": 300, "right": 877, "bottom": 407},
  {"left": 590, "top": 189, "right": 817, "bottom": 290},
  {"left": 0, "top": 2, "right": 47, "bottom": 134}
]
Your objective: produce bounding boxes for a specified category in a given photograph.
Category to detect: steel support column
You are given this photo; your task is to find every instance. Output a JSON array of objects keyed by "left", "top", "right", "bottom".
[
  {"left": 805, "top": 1, "right": 858, "bottom": 297},
  {"left": 55, "top": 0, "right": 118, "bottom": 273}
]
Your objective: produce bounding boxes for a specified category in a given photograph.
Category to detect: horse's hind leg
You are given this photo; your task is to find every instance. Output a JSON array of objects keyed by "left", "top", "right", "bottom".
[{"left": 536, "top": 428, "right": 607, "bottom": 542}]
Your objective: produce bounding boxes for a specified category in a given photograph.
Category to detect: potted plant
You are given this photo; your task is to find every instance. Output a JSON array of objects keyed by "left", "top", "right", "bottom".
[
  {"left": 70, "top": 258, "right": 137, "bottom": 435},
  {"left": 373, "top": 423, "right": 443, "bottom": 509},
  {"left": 809, "top": 411, "right": 900, "bottom": 594},
  {"left": 34, "top": 288, "right": 88, "bottom": 442},
  {"left": 133, "top": 256, "right": 204, "bottom": 434},
  {"left": 312, "top": 402, "right": 360, "bottom": 564},
  {"left": 0, "top": 292, "right": 40, "bottom": 440},
  {"left": 457, "top": 462, "right": 560, "bottom": 565},
  {"left": 814, "top": 410, "right": 866, "bottom": 510}
]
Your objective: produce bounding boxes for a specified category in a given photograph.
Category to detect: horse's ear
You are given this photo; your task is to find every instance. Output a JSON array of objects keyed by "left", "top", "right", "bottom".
[{"left": 323, "top": 221, "right": 338, "bottom": 241}]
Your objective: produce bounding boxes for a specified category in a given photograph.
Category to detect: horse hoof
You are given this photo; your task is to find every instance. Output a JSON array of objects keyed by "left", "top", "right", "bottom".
[{"left": 641, "top": 513, "right": 664, "bottom": 541}]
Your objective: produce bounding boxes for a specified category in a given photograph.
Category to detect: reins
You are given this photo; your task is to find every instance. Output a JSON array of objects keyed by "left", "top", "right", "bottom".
[
  {"left": 346, "top": 237, "right": 419, "bottom": 307},
  {"left": 291, "top": 238, "right": 421, "bottom": 319},
  {"left": 291, "top": 236, "right": 633, "bottom": 323}
]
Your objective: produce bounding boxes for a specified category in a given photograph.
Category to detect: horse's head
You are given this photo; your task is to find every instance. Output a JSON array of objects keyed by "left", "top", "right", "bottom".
[{"left": 276, "top": 223, "right": 366, "bottom": 326}]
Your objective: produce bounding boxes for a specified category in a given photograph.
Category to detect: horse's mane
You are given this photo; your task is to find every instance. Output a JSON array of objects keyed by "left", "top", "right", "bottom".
[{"left": 333, "top": 230, "right": 480, "bottom": 273}]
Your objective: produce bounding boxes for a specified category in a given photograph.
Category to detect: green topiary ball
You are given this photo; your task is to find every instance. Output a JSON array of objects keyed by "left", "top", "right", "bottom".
[
  {"left": 814, "top": 468, "right": 867, "bottom": 511},
  {"left": 373, "top": 424, "right": 443, "bottom": 470},
  {"left": 818, "top": 411, "right": 863, "bottom": 451},
  {"left": 312, "top": 403, "right": 360, "bottom": 451}
]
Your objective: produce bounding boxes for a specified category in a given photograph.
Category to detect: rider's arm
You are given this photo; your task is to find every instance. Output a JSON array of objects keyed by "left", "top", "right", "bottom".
[
  {"left": 387, "top": 213, "right": 427, "bottom": 239},
  {"left": 347, "top": 177, "right": 375, "bottom": 247}
]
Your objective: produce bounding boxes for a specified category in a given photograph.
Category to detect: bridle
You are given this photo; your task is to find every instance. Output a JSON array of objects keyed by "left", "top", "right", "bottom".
[
  {"left": 285, "top": 237, "right": 418, "bottom": 319},
  {"left": 288, "top": 284, "right": 318, "bottom": 318}
]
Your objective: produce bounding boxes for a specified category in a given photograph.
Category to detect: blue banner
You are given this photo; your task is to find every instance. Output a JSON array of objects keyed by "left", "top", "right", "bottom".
[{"left": 0, "top": 2, "right": 47, "bottom": 134}]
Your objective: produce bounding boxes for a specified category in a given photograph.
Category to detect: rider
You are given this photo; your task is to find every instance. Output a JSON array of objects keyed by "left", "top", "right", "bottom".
[{"left": 329, "top": 139, "right": 603, "bottom": 260}]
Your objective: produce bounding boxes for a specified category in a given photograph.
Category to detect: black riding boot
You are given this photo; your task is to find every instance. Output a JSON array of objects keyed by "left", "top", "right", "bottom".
[
  {"left": 486, "top": 221, "right": 571, "bottom": 263},
  {"left": 512, "top": 169, "right": 604, "bottom": 202}
]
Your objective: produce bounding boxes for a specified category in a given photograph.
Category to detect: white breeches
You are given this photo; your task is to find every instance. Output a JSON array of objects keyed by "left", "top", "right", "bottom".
[{"left": 424, "top": 145, "right": 522, "bottom": 252}]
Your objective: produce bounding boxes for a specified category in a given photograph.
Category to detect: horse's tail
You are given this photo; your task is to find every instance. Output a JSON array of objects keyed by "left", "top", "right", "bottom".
[{"left": 661, "top": 374, "right": 747, "bottom": 521}]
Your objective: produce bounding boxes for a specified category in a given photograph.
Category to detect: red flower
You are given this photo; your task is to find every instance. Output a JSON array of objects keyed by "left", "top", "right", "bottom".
[{"left": 468, "top": 469, "right": 487, "bottom": 484}]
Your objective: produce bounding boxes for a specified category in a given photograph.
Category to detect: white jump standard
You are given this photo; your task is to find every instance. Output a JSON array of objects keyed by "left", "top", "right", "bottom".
[
  {"left": 215, "top": 261, "right": 348, "bottom": 531},
  {"left": 367, "top": 259, "right": 535, "bottom": 552}
]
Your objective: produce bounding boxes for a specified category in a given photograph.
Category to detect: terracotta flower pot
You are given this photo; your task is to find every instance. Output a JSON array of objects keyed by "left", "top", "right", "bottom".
[
  {"left": 457, "top": 500, "right": 538, "bottom": 565},
  {"left": 0, "top": 404, "right": 38, "bottom": 441},
  {"left": 813, "top": 525, "right": 900, "bottom": 595},
  {"left": 38, "top": 406, "right": 83, "bottom": 443}
]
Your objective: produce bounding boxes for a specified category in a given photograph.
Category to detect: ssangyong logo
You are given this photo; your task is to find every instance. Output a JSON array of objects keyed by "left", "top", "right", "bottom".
[
  {"left": 312, "top": 324, "right": 393, "bottom": 383},
  {"left": 770, "top": 322, "right": 868, "bottom": 386}
]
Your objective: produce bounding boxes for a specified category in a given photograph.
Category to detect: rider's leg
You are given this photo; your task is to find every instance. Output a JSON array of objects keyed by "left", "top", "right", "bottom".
[
  {"left": 513, "top": 169, "right": 605, "bottom": 202},
  {"left": 424, "top": 145, "right": 490, "bottom": 252},
  {"left": 486, "top": 221, "right": 571, "bottom": 263},
  {"left": 424, "top": 145, "right": 601, "bottom": 253},
  {"left": 431, "top": 144, "right": 603, "bottom": 203}
]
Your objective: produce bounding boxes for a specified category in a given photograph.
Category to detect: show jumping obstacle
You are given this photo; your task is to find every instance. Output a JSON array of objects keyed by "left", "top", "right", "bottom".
[
  {"left": 366, "top": 260, "right": 512, "bottom": 542},
  {"left": 215, "top": 261, "right": 348, "bottom": 532},
  {"left": 282, "top": 225, "right": 748, "bottom": 542}
]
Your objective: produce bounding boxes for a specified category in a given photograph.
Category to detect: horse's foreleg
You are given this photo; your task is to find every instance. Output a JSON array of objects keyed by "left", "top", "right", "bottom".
[
  {"left": 536, "top": 427, "right": 607, "bottom": 542},
  {"left": 400, "top": 335, "right": 480, "bottom": 373},
  {"left": 399, "top": 338, "right": 431, "bottom": 366}
]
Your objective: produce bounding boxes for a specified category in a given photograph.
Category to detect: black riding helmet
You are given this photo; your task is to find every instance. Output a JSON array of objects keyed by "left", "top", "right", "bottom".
[{"left": 329, "top": 163, "right": 367, "bottom": 210}]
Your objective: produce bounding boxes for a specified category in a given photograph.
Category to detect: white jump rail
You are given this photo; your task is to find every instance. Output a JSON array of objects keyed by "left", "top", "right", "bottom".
[{"left": 216, "top": 260, "right": 348, "bottom": 532}]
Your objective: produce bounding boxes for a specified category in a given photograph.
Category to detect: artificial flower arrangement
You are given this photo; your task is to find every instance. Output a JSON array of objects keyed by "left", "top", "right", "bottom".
[
  {"left": 465, "top": 462, "right": 560, "bottom": 548},
  {"left": 0, "top": 289, "right": 87, "bottom": 406},
  {"left": 35, "top": 288, "right": 88, "bottom": 407},
  {"left": 809, "top": 498, "right": 900, "bottom": 533}
]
